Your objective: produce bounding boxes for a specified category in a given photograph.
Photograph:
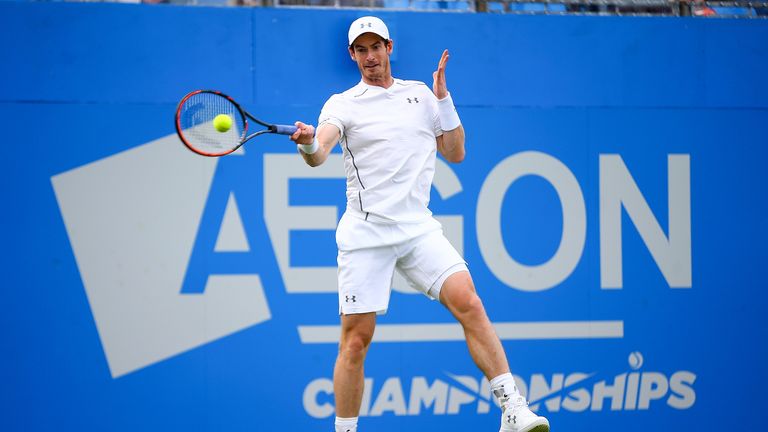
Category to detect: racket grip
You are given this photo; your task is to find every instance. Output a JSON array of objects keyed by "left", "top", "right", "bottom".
[{"left": 273, "top": 124, "right": 298, "bottom": 135}]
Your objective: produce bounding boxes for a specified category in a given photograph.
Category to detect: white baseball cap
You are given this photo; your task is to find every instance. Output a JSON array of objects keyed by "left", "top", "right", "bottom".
[{"left": 348, "top": 16, "right": 390, "bottom": 46}]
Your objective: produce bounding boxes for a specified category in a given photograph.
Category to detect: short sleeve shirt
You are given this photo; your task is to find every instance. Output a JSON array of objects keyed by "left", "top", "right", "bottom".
[{"left": 318, "top": 78, "right": 443, "bottom": 226}]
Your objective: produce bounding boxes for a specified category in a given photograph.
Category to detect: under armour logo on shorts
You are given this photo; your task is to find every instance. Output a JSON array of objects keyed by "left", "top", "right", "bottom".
[{"left": 345, "top": 295, "right": 357, "bottom": 303}]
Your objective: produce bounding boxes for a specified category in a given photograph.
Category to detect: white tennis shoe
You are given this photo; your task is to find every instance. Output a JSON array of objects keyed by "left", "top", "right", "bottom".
[{"left": 499, "top": 395, "right": 550, "bottom": 432}]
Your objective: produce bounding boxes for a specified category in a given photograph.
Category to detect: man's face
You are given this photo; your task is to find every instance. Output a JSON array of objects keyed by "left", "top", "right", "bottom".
[{"left": 349, "top": 33, "right": 393, "bottom": 83}]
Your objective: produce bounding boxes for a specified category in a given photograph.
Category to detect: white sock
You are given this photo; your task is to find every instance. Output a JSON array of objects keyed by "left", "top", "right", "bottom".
[
  {"left": 335, "top": 416, "right": 358, "bottom": 432},
  {"left": 490, "top": 372, "right": 522, "bottom": 406}
]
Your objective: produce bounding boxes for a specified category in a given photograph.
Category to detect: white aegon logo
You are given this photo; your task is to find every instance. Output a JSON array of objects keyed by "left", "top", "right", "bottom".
[{"left": 52, "top": 130, "right": 692, "bottom": 378}]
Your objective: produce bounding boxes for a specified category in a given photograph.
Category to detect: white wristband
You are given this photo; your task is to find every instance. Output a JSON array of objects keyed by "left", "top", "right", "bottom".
[
  {"left": 298, "top": 137, "right": 319, "bottom": 155},
  {"left": 437, "top": 92, "right": 461, "bottom": 132}
]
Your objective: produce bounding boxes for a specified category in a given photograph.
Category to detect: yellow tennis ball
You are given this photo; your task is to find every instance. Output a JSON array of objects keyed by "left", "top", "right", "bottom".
[{"left": 213, "top": 114, "right": 233, "bottom": 133}]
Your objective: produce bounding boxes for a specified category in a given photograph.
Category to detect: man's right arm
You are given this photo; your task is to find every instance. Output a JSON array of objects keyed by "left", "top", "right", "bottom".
[{"left": 290, "top": 122, "right": 341, "bottom": 167}]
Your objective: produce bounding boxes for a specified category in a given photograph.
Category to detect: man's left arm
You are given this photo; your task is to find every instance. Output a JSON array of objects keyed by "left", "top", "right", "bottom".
[
  {"left": 432, "top": 49, "right": 466, "bottom": 164},
  {"left": 437, "top": 126, "right": 465, "bottom": 163}
]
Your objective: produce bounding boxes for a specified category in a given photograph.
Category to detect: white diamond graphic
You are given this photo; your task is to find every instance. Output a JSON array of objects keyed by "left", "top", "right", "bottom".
[{"left": 51, "top": 132, "right": 270, "bottom": 378}]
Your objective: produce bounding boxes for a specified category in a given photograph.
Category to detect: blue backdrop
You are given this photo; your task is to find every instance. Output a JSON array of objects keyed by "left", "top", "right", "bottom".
[{"left": 2, "top": 3, "right": 767, "bottom": 431}]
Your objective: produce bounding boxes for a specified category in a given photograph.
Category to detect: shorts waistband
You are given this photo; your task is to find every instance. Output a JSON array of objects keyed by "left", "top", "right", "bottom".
[{"left": 345, "top": 205, "right": 434, "bottom": 225}]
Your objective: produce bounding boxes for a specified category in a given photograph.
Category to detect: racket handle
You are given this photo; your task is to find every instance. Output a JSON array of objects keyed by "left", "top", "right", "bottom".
[{"left": 273, "top": 124, "right": 298, "bottom": 135}]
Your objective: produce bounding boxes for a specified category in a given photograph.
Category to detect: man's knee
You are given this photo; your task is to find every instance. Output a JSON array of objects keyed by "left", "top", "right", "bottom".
[
  {"left": 440, "top": 272, "right": 486, "bottom": 318},
  {"left": 341, "top": 330, "right": 371, "bottom": 351},
  {"left": 339, "top": 314, "right": 376, "bottom": 363},
  {"left": 454, "top": 290, "right": 486, "bottom": 318}
]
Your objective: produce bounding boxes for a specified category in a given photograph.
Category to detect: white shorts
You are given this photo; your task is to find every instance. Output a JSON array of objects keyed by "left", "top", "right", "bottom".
[{"left": 337, "top": 229, "right": 467, "bottom": 315}]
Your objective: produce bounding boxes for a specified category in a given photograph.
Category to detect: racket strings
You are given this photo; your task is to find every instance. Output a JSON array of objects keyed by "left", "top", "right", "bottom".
[{"left": 178, "top": 92, "right": 245, "bottom": 155}]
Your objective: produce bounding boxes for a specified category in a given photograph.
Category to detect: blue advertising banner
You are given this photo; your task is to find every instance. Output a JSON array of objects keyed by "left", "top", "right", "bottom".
[{"left": 1, "top": 3, "right": 767, "bottom": 431}]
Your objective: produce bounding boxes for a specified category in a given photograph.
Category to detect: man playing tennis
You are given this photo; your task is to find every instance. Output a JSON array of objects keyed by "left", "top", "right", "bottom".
[{"left": 290, "top": 16, "right": 550, "bottom": 432}]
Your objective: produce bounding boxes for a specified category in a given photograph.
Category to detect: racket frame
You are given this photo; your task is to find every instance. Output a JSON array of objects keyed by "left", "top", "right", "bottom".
[{"left": 175, "top": 89, "right": 293, "bottom": 157}]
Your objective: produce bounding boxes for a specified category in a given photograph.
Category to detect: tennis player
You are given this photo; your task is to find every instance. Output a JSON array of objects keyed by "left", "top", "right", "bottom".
[{"left": 290, "top": 16, "right": 550, "bottom": 432}]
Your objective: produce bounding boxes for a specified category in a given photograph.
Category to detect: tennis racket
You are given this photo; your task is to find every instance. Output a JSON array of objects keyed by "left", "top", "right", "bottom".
[{"left": 175, "top": 90, "right": 298, "bottom": 157}]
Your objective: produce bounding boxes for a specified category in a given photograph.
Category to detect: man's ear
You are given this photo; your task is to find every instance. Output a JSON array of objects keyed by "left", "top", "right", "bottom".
[{"left": 387, "top": 39, "right": 394, "bottom": 55}]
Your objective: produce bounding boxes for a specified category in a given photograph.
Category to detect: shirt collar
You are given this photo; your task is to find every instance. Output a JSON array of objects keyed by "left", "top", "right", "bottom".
[{"left": 357, "top": 77, "right": 401, "bottom": 91}]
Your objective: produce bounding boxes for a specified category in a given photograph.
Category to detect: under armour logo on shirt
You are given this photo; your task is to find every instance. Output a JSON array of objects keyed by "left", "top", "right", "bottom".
[
  {"left": 345, "top": 295, "right": 356, "bottom": 303},
  {"left": 407, "top": 97, "right": 419, "bottom": 103}
]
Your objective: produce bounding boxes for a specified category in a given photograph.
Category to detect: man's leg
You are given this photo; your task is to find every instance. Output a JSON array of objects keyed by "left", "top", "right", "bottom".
[
  {"left": 438, "top": 271, "right": 508, "bottom": 377},
  {"left": 333, "top": 312, "right": 376, "bottom": 432},
  {"left": 439, "top": 271, "right": 549, "bottom": 432}
]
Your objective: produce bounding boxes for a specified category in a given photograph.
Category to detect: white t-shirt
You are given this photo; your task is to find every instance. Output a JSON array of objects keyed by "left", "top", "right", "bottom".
[
  {"left": 319, "top": 78, "right": 445, "bottom": 250},
  {"left": 319, "top": 78, "right": 443, "bottom": 224}
]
